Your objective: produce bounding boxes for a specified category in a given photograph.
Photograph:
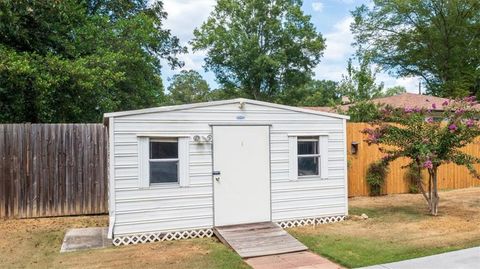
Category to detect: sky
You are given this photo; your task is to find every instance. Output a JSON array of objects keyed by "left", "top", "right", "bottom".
[{"left": 161, "top": 0, "right": 421, "bottom": 93}]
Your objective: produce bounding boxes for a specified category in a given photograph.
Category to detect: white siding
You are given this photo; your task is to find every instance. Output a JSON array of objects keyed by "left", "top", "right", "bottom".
[{"left": 110, "top": 102, "right": 347, "bottom": 236}]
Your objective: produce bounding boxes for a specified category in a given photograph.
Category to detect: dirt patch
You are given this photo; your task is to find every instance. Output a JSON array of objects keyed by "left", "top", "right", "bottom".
[
  {"left": 0, "top": 215, "right": 108, "bottom": 268},
  {"left": 0, "top": 215, "right": 247, "bottom": 269},
  {"left": 56, "top": 239, "right": 209, "bottom": 269}
]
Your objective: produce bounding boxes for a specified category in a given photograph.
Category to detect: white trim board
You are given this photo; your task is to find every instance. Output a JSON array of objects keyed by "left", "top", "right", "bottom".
[{"left": 103, "top": 98, "right": 350, "bottom": 121}]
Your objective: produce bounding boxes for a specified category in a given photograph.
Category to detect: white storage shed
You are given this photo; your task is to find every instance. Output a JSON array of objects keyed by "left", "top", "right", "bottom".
[{"left": 104, "top": 98, "right": 349, "bottom": 246}]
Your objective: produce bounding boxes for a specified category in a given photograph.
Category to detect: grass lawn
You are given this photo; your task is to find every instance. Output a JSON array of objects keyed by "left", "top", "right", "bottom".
[
  {"left": 290, "top": 187, "right": 480, "bottom": 268},
  {"left": 1, "top": 188, "right": 479, "bottom": 268}
]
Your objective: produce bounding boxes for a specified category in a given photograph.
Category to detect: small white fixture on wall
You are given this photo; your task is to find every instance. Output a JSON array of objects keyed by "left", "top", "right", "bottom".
[{"left": 193, "top": 135, "right": 213, "bottom": 144}]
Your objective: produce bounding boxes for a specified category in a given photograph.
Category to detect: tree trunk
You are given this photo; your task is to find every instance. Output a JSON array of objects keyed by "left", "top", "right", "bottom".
[{"left": 429, "top": 168, "right": 440, "bottom": 216}]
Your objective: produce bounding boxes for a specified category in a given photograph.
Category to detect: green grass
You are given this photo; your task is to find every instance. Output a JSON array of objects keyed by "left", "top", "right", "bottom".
[
  {"left": 291, "top": 232, "right": 475, "bottom": 268},
  {"left": 185, "top": 240, "right": 250, "bottom": 269},
  {"left": 290, "top": 199, "right": 480, "bottom": 268}
]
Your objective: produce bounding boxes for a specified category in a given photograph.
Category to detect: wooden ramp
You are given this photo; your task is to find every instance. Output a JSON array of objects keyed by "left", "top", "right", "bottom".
[{"left": 213, "top": 222, "right": 308, "bottom": 258}]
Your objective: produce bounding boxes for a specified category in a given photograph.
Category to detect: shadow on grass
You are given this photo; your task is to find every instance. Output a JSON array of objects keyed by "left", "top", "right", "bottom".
[{"left": 350, "top": 205, "right": 426, "bottom": 222}]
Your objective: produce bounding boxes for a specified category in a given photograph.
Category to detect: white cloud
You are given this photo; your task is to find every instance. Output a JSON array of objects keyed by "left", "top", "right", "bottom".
[
  {"left": 312, "top": 1, "right": 324, "bottom": 12},
  {"left": 313, "top": 16, "right": 354, "bottom": 82},
  {"left": 162, "top": 0, "right": 215, "bottom": 43},
  {"left": 313, "top": 14, "right": 419, "bottom": 93},
  {"left": 160, "top": 0, "right": 216, "bottom": 86},
  {"left": 177, "top": 45, "right": 207, "bottom": 71},
  {"left": 323, "top": 16, "right": 354, "bottom": 61},
  {"left": 337, "top": 0, "right": 355, "bottom": 4},
  {"left": 379, "top": 75, "right": 422, "bottom": 93}
]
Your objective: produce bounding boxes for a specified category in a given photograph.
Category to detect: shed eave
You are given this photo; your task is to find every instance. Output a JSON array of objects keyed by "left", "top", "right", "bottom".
[{"left": 102, "top": 98, "right": 350, "bottom": 121}]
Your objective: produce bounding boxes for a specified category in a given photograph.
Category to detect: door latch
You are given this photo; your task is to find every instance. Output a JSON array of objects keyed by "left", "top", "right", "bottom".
[{"left": 213, "top": 171, "right": 221, "bottom": 181}]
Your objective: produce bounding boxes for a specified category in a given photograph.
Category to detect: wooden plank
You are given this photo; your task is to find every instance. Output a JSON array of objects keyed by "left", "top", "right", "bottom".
[
  {"left": 0, "top": 123, "right": 108, "bottom": 219},
  {"left": 214, "top": 222, "right": 307, "bottom": 258},
  {"left": 215, "top": 222, "right": 277, "bottom": 232},
  {"left": 0, "top": 124, "right": 5, "bottom": 218},
  {"left": 6, "top": 124, "right": 12, "bottom": 217}
]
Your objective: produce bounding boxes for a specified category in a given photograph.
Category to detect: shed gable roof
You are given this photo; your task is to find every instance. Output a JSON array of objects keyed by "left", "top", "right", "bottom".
[{"left": 103, "top": 98, "right": 350, "bottom": 122}]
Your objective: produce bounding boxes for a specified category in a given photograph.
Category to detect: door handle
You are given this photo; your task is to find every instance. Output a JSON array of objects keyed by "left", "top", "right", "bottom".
[{"left": 213, "top": 171, "right": 221, "bottom": 181}]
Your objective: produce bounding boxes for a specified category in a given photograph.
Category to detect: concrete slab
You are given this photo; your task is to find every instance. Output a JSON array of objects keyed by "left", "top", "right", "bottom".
[
  {"left": 358, "top": 247, "right": 480, "bottom": 269},
  {"left": 245, "top": 251, "right": 344, "bottom": 269},
  {"left": 60, "top": 227, "right": 112, "bottom": 253}
]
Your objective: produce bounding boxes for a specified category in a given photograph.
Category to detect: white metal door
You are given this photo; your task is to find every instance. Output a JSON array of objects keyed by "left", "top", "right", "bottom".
[{"left": 212, "top": 125, "right": 271, "bottom": 226}]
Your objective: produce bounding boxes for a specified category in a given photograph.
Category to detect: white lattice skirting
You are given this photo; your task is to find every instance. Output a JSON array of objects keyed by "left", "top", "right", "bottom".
[
  {"left": 277, "top": 215, "right": 346, "bottom": 229},
  {"left": 112, "top": 228, "right": 214, "bottom": 246}
]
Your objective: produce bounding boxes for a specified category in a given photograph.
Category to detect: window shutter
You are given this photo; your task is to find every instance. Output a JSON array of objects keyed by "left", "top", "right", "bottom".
[
  {"left": 138, "top": 137, "right": 149, "bottom": 188},
  {"left": 178, "top": 137, "right": 190, "bottom": 187},
  {"left": 319, "top": 135, "right": 329, "bottom": 179},
  {"left": 288, "top": 136, "right": 298, "bottom": 181}
]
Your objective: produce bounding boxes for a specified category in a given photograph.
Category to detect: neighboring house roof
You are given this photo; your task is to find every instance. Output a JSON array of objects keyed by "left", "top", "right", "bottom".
[
  {"left": 104, "top": 98, "right": 350, "bottom": 124},
  {"left": 304, "top": 93, "right": 465, "bottom": 113}
]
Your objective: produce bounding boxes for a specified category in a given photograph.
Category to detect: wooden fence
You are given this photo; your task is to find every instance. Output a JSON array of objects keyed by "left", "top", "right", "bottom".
[
  {"left": 0, "top": 124, "right": 108, "bottom": 218},
  {"left": 347, "top": 122, "right": 480, "bottom": 196},
  {"left": 2, "top": 122, "right": 480, "bottom": 218}
]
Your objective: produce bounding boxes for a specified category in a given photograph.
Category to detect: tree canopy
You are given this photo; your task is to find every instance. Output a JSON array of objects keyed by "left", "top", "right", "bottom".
[
  {"left": 192, "top": 0, "right": 325, "bottom": 101},
  {"left": 167, "top": 70, "right": 210, "bottom": 105},
  {"left": 384, "top": 86, "right": 407, "bottom": 97},
  {"left": 0, "top": 0, "right": 185, "bottom": 123},
  {"left": 351, "top": 0, "right": 480, "bottom": 98},
  {"left": 337, "top": 56, "right": 384, "bottom": 102},
  {"left": 276, "top": 79, "right": 339, "bottom": 106}
]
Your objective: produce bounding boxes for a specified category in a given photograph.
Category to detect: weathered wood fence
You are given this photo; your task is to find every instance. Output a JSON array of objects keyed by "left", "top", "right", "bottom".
[
  {"left": 0, "top": 124, "right": 108, "bottom": 218},
  {"left": 347, "top": 123, "right": 480, "bottom": 196}
]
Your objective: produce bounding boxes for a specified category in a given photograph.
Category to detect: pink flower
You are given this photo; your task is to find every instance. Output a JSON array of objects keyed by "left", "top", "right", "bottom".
[
  {"left": 442, "top": 100, "right": 449, "bottom": 106},
  {"left": 423, "top": 160, "right": 433, "bottom": 169},
  {"left": 431, "top": 103, "right": 437, "bottom": 109},
  {"left": 404, "top": 107, "right": 413, "bottom": 113},
  {"left": 363, "top": 128, "right": 373, "bottom": 135},
  {"left": 426, "top": 117, "right": 434, "bottom": 123},
  {"left": 455, "top": 108, "right": 465, "bottom": 115},
  {"left": 448, "top": 124, "right": 458, "bottom": 132},
  {"left": 466, "top": 96, "right": 476, "bottom": 102},
  {"left": 466, "top": 119, "right": 475, "bottom": 127}
]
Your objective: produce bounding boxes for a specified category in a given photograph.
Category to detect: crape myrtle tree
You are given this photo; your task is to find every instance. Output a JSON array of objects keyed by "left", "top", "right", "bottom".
[
  {"left": 363, "top": 97, "right": 480, "bottom": 215},
  {"left": 192, "top": 0, "right": 325, "bottom": 101}
]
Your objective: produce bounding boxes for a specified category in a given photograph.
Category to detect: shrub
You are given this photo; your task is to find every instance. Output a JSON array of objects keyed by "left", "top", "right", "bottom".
[
  {"left": 405, "top": 163, "right": 422, "bottom": 194},
  {"left": 366, "top": 161, "right": 389, "bottom": 196}
]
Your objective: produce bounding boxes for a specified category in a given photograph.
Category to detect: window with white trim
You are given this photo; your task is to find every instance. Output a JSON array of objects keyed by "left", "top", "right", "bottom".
[
  {"left": 297, "top": 137, "right": 320, "bottom": 176},
  {"left": 149, "top": 139, "right": 179, "bottom": 183},
  {"left": 288, "top": 135, "right": 329, "bottom": 180},
  {"left": 138, "top": 136, "right": 190, "bottom": 188}
]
